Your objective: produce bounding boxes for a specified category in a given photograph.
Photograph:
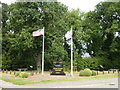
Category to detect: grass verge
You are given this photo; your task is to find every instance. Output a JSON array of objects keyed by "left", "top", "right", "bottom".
[
  {"left": 0, "top": 77, "right": 40, "bottom": 85},
  {"left": 41, "top": 73, "right": 118, "bottom": 83},
  {"left": 0, "top": 73, "right": 118, "bottom": 85}
]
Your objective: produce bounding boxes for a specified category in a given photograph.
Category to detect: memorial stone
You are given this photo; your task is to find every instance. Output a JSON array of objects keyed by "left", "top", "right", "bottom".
[{"left": 50, "top": 62, "right": 66, "bottom": 75}]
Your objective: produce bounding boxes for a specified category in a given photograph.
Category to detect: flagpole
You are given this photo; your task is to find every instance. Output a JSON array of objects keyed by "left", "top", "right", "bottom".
[
  {"left": 41, "top": 27, "right": 44, "bottom": 75},
  {"left": 71, "top": 27, "right": 73, "bottom": 76}
]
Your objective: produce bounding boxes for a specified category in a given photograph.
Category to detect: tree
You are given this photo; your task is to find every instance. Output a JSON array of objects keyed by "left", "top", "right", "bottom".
[
  {"left": 63, "top": 9, "right": 84, "bottom": 58},
  {"left": 0, "top": 2, "right": 2, "bottom": 68},
  {"left": 81, "top": 1, "right": 120, "bottom": 69},
  {"left": 2, "top": 2, "right": 69, "bottom": 71}
]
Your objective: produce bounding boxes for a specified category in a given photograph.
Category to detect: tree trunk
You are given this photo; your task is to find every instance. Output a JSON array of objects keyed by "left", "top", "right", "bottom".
[{"left": 37, "top": 52, "right": 41, "bottom": 73}]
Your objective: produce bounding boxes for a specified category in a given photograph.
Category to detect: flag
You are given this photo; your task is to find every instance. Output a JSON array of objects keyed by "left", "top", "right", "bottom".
[
  {"left": 32, "top": 29, "right": 44, "bottom": 37},
  {"left": 65, "top": 30, "right": 72, "bottom": 40},
  {"left": 65, "top": 27, "right": 73, "bottom": 76},
  {"left": 32, "top": 27, "right": 45, "bottom": 75}
]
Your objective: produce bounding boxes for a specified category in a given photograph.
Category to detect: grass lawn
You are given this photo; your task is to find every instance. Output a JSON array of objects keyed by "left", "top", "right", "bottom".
[
  {"left": 40, "top": 73, "right": 118, "bottom": 83},
  {"left": 0, "top": 76, "right": 41, "bottom": 85},
  {"left": 0, "top": 72, "right": 118, "bottom": 85}
]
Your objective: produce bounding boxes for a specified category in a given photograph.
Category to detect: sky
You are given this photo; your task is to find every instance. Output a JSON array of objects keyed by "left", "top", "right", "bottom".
[
  {"left": 0, "top": 0, "right": 105, "bottom": 12},
  {"left": 58, "top": 0, "right": 105, "bottom": 12}
]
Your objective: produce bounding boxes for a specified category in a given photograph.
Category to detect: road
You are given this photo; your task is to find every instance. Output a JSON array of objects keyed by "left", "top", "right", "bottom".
[{"left": 0, "top": 78, "right": 118, "bottom": 88}]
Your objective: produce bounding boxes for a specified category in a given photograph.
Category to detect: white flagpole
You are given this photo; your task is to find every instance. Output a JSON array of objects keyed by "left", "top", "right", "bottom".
[
  {"left": 41, "top": 27, "right": 44, "bottom": 75},
  {"left": 71, "top": 27, "right": 73, "bottom": 76}
]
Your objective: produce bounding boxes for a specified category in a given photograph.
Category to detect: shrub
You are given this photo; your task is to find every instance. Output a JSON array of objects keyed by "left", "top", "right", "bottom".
[
  {"left": 83, "top": 68, "right": 92, "bottom": 76},
  {"left": 92, "top": 71, "right": 97, "bottom": 76},
  {"left": 79, "top": 68, "right": 92, "bottom": 76},
  {"left": 79, "top": 71, "right": 85, "bottom": 76},
  {"left": 19, "top": 72, "right": 29, "bottom": 78},
  {"left": 15, "top": 72, "right": 20, "bottom": 76}
]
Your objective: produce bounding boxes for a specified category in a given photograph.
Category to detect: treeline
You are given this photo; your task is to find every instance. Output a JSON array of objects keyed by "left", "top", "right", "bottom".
[{"left": 1, "top": 1, "right": 120, "bottom": 71}]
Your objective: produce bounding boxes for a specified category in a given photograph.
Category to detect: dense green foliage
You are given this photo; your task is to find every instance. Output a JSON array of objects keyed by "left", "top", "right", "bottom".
[
  {"left": 80, "top": 1, "right": 120, "bottom": 69},
  {"left": 19, "top": 72, "right": 30, "bottom": 78},
  {"left": 1, "top": 1, "right": 120, "bottom": 71},
  {"left": 92, "top": 71, "right": 97, "bottom": 76},
  {"left": 79, "top": 68, "right": 97, "bottom": 76},
  {"left": 15, "top": 72, "right": 30, "bottom": 78},
  {"left": 79, "top": 68, "right": 92, "bottom": 76},
  {"left": 15, "top": 72, "right": 20, "bottom": 76}
]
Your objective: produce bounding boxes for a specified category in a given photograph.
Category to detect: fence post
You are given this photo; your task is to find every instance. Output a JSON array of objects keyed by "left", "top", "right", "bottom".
[
  {"left": 35, "top": 71, "right": 37, "bottom": 75},
  {"left": 10, "top": 70, "right": 12, "bottom": 74},
  {"left": 97, "top": 70, "right": 99, "bottom": 75},
  {"left": 6, "top": 70, "right": 8, "bottom": 74},
  {"left": 103, "top": 70, "right": 104, "bottom": 74},
  {"left": 113, "top": 70, "right": 114, "bottom": 73},
  {"left": 2, "top": 70, "right": 4, "bottom": 73},
  {"left": 31, "top": 71, "right": 34, "bottom": 76},
  {"left": 118, "top": 70, "right": 119, "bottom": 73},
  {"left": 14, "top": 70, "right": 16, "bottom": 75}
]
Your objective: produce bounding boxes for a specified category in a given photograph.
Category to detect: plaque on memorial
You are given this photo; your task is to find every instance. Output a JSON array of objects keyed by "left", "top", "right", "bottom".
[{"left": 50, "top": 62, "right": 66, "bottom": 75}]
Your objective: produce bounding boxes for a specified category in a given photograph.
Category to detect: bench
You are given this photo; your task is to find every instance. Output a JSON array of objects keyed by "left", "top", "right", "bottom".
[
  {"left": 18, "top": 68, "right": 28, "bottom": 71},
  {"left": 109, "top": 69, "right": 118, "bottom": 71}
]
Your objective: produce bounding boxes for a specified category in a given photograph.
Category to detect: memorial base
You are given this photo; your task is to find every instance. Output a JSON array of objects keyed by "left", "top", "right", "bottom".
[{"left": 50, "top": 71, "right": 66, "bottom": 75}]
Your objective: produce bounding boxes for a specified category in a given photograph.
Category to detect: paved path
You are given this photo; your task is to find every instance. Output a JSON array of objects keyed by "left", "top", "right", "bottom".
[{"left": 0, "top": 78, "right": 118, "bottom": 88}]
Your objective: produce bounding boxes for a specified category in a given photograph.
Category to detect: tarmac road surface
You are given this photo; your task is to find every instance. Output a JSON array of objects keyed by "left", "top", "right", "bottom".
[{"left": 0, "top": 78, "right": 118, "bottom": 88}]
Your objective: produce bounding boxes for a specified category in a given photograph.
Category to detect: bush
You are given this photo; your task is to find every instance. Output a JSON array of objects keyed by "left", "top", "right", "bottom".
[
  {"left": 19, "top": 72, "right": 29, "bottom": 78},
  {"left": 15, "top": 72, "right": 20, "bottom": 76},
  {"left": 79, "top": 68, "right": 92, "bottom": 76},
  {"left": 92, "top": 71, "right": 97, "bottom": 76},
  {"left": 79, "top": 71, "right": 85, "bottom": 76}
]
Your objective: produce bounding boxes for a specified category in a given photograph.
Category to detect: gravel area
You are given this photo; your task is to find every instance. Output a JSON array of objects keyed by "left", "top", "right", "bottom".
[{"left": 27, "top": 72, "right": 79, "bottom": 81}]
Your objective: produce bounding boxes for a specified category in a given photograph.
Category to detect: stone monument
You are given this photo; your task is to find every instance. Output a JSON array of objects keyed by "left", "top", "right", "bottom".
[{"left": 50, "top": 62, "right": 66, "bottom": 75}]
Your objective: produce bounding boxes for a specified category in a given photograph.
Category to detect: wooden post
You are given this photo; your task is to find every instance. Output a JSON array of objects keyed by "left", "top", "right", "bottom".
[
  {"left": 6, "top": 70, "right": 8, "bottom": 74},
  {"left": 10, "top": 70, "right": 12, "bottom": 74},
  {"left": 103, "top": 70, "right": 104, "bottom": 74},
  {"left": 35, "top": 71, "right": 37, "bottom": 75},
  {"left": 113, "top": 70, "right": 115, "bottom": 73},
  {"left": 118, "top": 70, "right": 119, "bottom": 73},
  {"left": 2, "top": 70, "right": 4, "bottom": 73},
  {"left": 97, "top": 70, "right": 99, "bottom": 75},
  {"left": 14, "top": 70, "right": 16, "bottom": 75},
  {"left": 31, "top": 71, "right": 34, "bottom": 76}
]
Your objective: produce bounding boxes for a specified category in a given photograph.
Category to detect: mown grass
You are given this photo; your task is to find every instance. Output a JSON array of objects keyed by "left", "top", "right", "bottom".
[
  {"left": 0, "top": 73, "right": 118, "bottom": 85},
  {"left": 0, "top": 77, "right": 41, "bottom": 85},
  {"left": 41, "top": 73, "right": 118, "bottom": 83}
]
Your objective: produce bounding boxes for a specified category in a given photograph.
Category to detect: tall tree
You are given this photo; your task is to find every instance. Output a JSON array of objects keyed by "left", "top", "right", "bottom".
[
  {"left": 2, "top": 2, "right": 69, "bottom": 71},
  {"left": 81, "top": 1, "right": 120, "bottom": 69}
]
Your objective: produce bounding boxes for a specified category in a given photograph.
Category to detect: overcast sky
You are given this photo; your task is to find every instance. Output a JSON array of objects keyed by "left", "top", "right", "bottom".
[
  {"left": 0, "top": 0, "right": 105, "bottom": 12},
  {"left": 58, "top": 0, "right": 105, "bottom": 12}
]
